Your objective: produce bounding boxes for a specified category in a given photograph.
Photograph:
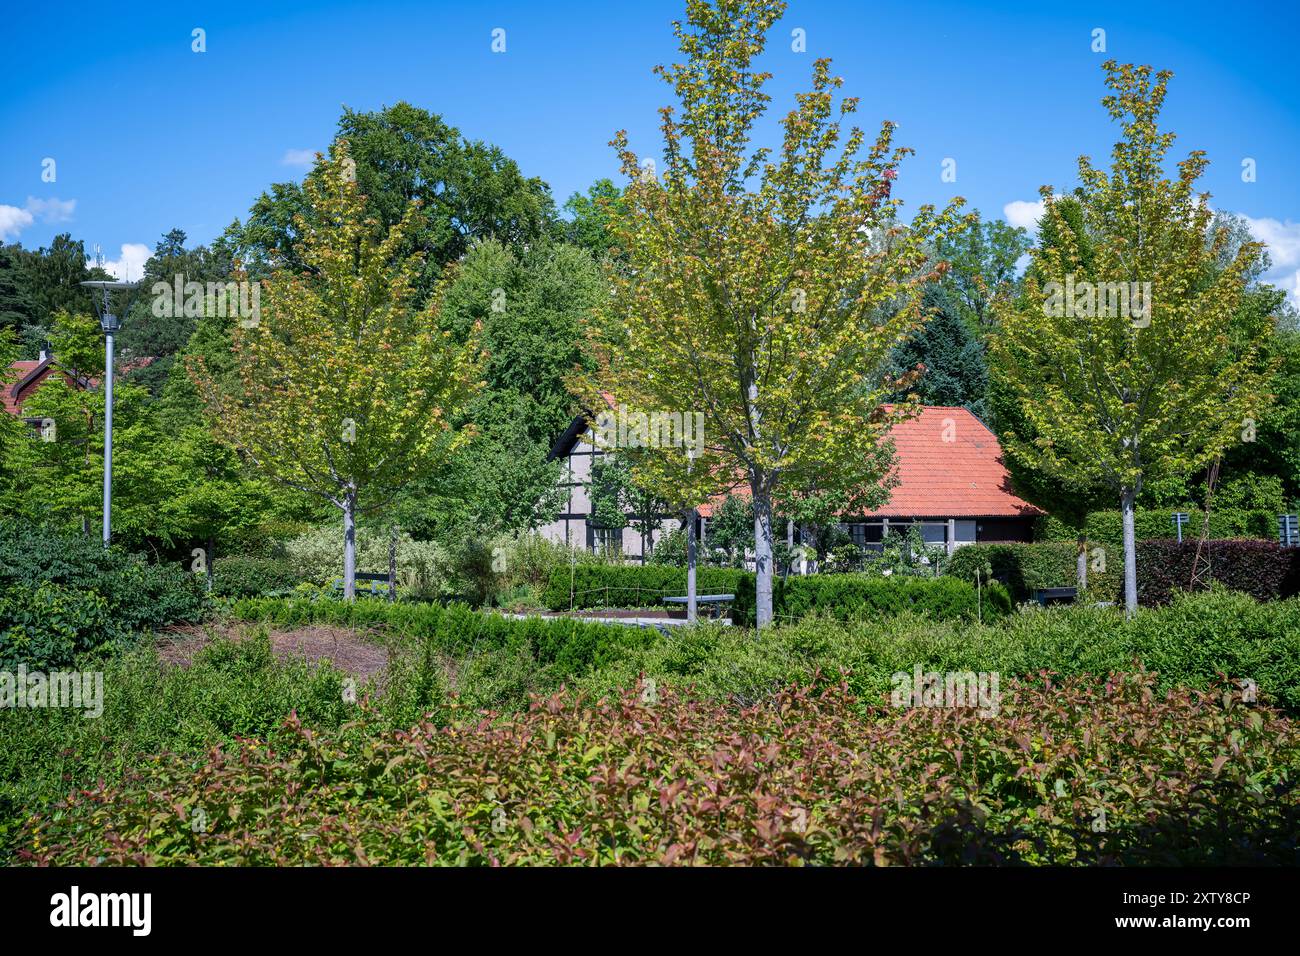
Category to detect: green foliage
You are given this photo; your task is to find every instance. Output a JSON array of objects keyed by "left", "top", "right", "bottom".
[
  {"left": 946, "top": 542, "right": 1086, "bottom": 601},
  {"left": 0, "top": 581, "right": 117, "bottom": 670},
  {"left": 0, "top": 521, "right": 207, "bottom": 666},
  {"left": 539, "top": 564, "right": 749, "bottom": 610},
  {"left": 1037, "top": 507, "right": 1276, "bottom": 548},
  {"left": 0, "top": 631, "right": 355, "bottom": 856},
  {"left": 731, "top": 572, "right": 1011, "bottom": 626},
  {"left": 888, "top": 284, "right": 989, "bottom": 419},
  {"left": 24, "top": 668, "right": 1299, "bottom": 866},
  {"left": 211, "top": 556, "right": 298, "bottom": 599}
]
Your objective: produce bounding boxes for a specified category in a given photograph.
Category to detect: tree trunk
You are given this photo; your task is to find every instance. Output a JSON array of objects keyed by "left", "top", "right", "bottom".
[
  {"left": 206, "top": 536, "right": 216, "bottom": 593},
  {"left": 1121, "top": 489, "right": 1138, "bottom": 617},
  {"left": 343, "top": 491, "right": 357, "bottom": 602},
  {"left": 686, "top": 508, "right": 698, "bottom": 623},
  {"left": 753, "top": 488, "right": 774, "bottom": 628},
  {"left": 1076, "top": 534, "right": 1088, "bottom": 590}
]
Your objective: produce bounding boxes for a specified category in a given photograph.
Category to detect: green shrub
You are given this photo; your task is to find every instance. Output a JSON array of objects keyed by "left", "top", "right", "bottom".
[
  {"left": 945, "top": 542, "right": 1087, "bottom": 601},
  {"left": 731, "top": 572, "right": 1011, "bottom": 625},
  {"left": 0, "top": 521, "right": 206, "bottom": 667},
  {"left": 580, "top": 587, "right": 1300, "bottom": 712},
  {"left": 0, "top": 582, "right": 118, "bottom": 670},
  {"left": 1038, "top": 507, "right": 1276, "bottom": 546},
  {"left": 230, "top": 597, "right": 658, "bottom": 687},
  {"left": 24, "top": 673, "right": 1299, "bottom": 866},
  {"left": 0, "top": 629, "right": 356, "bottom": 859},
  {"left": 212, "top": 555, "right": 299, "bottom": 598},
  {"left": 540, "top": 565, "right": 748, "bottom": 610}
]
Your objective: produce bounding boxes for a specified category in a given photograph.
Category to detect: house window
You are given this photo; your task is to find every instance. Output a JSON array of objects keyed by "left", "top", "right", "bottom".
[{"left": 592, "top": 526, "right": 622, "bottom": 557}]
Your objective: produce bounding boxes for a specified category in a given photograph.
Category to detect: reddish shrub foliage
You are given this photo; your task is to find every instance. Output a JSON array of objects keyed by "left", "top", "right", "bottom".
[
  {"left": 23, "top": 674, "right": 1299, "bottom": 866},
  {"left": 1137, "top": 539, "right": 1300, "bottom": 606}
]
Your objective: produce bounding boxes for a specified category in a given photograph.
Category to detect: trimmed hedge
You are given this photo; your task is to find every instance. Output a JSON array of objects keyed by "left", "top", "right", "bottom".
[
  {"left": 540, "top": 565, "right": 748, "bottom": 611},
  {"left": 1136, "top": 539, "right": 1300, "bottom": 605},
  {"left": 1038, "top": 508, "right": 1276, "bottom": 546},
  {"left": 732, "top": 572, "right": 1011, "bottom": 625},
  {"left": 230, "top": 597, "right": 658, "bottom": 684},
  {"left": 944, "top": 542, "right": 1082, "bottom": 601},
  {"left": 212, "top": 555, "right": 299, "bottom": 599}
]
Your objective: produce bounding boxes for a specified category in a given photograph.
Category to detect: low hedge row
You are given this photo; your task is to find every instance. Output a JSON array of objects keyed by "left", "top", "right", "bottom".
[
  {"left": 945, "top": 542, "right": 1113, "bottom": 602},
  {"left": 1136, "top": 539, "right": 1300, "bottom": 605},
  {"left": 542, "top": 564, "right": 1009, "bottom": 626},
  {"left": 1037, "top": 508, "right": 1277, "bottom": 546},
  {"left": 581, "top": 587, "right": 1300, "bottom": 713},
  {"left": 24, "top": 673, "right": 1299, "bottom": 865},
  {"left": 211, "top": 556, "right": 299, "bottom": 599},
  {"left": 230, "top": 597, "right": 658, "bottom": 685},
  {"left": 540, "top": 565, "right": 748, "bottom": 611},
  {"left": 732, "top": 572, "right": 1011, "bottom": 625},
  {"left": 945, "top": 539, "right": 1300, "bottom": 606}
]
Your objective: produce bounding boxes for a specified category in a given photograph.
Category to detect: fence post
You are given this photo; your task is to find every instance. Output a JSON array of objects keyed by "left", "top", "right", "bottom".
[{"left": 388, "top": 525, "right": 397, "bottom": 603}]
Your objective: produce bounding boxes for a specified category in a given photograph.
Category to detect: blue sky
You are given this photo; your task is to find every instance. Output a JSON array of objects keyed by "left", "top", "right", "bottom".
[{"left": 2, "top": 0, "right": 1297, "bottom": 300}]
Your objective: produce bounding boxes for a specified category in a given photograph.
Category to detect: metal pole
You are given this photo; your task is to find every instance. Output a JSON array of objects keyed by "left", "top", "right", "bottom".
[{"left": 102, "top": 325, "right": 114, "bottom": 547}]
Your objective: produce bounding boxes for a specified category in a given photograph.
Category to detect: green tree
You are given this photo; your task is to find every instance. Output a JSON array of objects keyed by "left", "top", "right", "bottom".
[
  {"left": 582, "top": 0, "right": 962, "bottom": 626},
  {"left": 889, "top": 284, "right": 989, "bottom": 419},
  {"left": 934, "top": 215, "right": 1031, "bottom": 333},
  {"left": 222, "top": 103, "right": 558, "bottom": 302},
  {"left": 563, "top": 179, "right": 627, "bottom": 260},
  {"left": 991, "top": 62, "right": 1275, "bottom": 615},
  {"left": 191, "top": 147, "right": 484, "bottom": 599}
]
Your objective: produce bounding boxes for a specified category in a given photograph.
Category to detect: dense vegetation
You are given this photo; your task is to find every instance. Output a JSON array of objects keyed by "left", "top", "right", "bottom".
[{"left": 22, "top": 673, "right": 1297, "bottom": 866}]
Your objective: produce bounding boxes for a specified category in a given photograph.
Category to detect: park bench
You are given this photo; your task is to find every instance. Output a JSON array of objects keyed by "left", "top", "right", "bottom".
[
  {"left": 662, "top": 593, "right": 735, "bottom": 620},
  {"left": 1032, "top": 586, "right": 1077, "bottom": 606},
  {"left": 330, "top": 570, "right": 396, "bottom": 600}
]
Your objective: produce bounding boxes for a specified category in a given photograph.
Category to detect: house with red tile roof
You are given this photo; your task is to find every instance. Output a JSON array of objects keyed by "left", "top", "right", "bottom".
[
  {"left": 541, "top": 403, "right": 1041, "bottom": 560},
  {"left": 3, "top": 352, "right": 156, "bottom": 424}
]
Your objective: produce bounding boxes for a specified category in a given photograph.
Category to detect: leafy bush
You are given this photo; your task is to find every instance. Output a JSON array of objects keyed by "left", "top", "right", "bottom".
[
  {"left": 0, "top": 582, "right": 117, "bottom": 670},
  {"left": 212, "top": 556, "right": 299, "bottom": 598},
  {"left": 1136, "top": 539, "right": 1300, "bottom": 605},
  {"left": 0, "top": 630, "right": 356, "bottom": 858},
  {"left": 1038, "top": 507, "right": 1276, "bottom": 546},
  {"left": 540, "top": 565, "right": 748, "bottom": 610},
  {"left": 0, "top": 521, "right": 206, "bottom": 668},
  {"left": 231, "top": 597, "right": 658, "bottom": 688},
  {"left": 945, "top": 542, "right": 1088, "bottom": 601},
  {"left": 283, "top": 525, "right": 449, "bottom": 597},
  {"left": 581, "top": 587, "right": 1300, "bottom": 712},
  {"left": 731, "top": 572, "right": 1011, "bottom": 626},
  {"left": 23, "top": 673, "right": 1299, "bottom": 866}
]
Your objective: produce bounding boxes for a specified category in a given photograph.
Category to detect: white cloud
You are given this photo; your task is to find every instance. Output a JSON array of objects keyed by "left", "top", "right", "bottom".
[
  {"left": 281, "top": 148, "right": 316, "bottom": 168},
  {"left": 92, "top": 243, "right": 152, "bottom": 281},
  {"left": 25, "top": 196, "right": 76, "bottom": 224},
  {"left": 0, "top": 196, "right": 77, "bottom": 240},
  {"left": 1241, "top": 214, "right": 1300, "bottom": 309},
  {"left": 0, "top": 205, "right": 35, "bottom": 240},
  {"left": 1003, "top": 199, "right": 1046, "bottom": 233}
]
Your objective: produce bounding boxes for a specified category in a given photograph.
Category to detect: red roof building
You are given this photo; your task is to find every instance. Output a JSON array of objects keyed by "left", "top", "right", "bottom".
[{"left": 3, "top": 353, "right": 156, "bottom": 419}]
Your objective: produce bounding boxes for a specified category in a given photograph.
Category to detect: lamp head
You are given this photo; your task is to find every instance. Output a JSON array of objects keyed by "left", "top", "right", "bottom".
[{"left": 79, "top": 280, "right": 142, "bottom": 334}]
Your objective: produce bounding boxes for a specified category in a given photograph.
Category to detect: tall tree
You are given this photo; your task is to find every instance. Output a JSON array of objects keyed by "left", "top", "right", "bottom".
[
  {"left": 581, "top": 0, "right": 961, "bottom": 627},
  {"left": 222, "top": 102, "right": 558, "bottom": 302},
  {"left": 563, "top": 179, "right": 628, "bottom": 260},
  {"left": 934, "top": 216, "right": 1031, "bottom": 333},
  {"left": 190, "top": 147, "right": 484, "bottom": 599},
  {"left": 889, "top": 284, "right": 989, "bottom": 419},
  {"left": 991, "top": 62, "right": 1274, "bottom": 614}
]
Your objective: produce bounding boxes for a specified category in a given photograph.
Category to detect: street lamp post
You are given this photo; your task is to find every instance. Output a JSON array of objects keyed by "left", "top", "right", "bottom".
[{"left": 80, "top": 280, "right": 140, "bottom": 547}]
